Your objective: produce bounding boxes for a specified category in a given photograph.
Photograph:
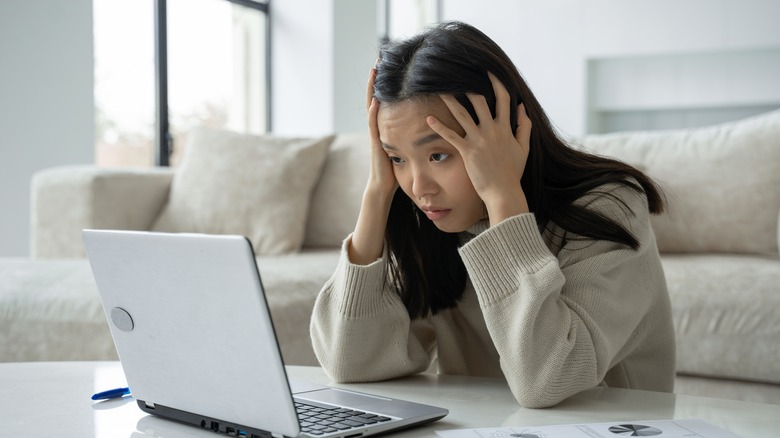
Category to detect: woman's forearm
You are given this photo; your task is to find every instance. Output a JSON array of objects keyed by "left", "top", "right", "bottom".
[{"left": 348, "top": 188, "right": 394, "bottom": 265}]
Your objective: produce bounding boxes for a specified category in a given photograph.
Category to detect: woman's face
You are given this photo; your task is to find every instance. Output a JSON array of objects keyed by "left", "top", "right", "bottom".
[{"left": 378, "top": 96, "right": 485, "bottom": 233}]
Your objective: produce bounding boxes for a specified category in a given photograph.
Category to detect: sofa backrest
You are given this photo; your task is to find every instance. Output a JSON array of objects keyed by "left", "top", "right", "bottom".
[
  {"left": 304, "top": 110, "right": 780, "bottom": 256},
  {"left": 580, "top": 109, "right": 780, "bottom": 257},
  {"left": 304, "top": 133, "right": 370, "bottom": 248}
]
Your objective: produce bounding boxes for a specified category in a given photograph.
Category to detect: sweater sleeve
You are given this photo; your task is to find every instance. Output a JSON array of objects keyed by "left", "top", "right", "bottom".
[
  {"left": 309, "top": 236, "right": 435, "bottom": 382},
  {"left": 458, "top": 184, "right": 663, "bottom": 408}
]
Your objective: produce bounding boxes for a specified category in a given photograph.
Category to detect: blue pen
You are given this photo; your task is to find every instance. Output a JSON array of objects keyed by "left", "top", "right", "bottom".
[{"left": 91, "top": 387, "right": 131, "bottom": 400}]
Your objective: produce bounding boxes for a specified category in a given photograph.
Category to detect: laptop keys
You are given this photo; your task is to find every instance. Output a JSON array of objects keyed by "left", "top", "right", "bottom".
[{"left": 295, "top": 402, "right": 392, "bottom": 435}]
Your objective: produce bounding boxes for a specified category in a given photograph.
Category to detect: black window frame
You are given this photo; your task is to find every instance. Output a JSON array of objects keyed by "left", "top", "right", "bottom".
[{"left": 154, "top": 0, "right": 271, "bottom": 166}]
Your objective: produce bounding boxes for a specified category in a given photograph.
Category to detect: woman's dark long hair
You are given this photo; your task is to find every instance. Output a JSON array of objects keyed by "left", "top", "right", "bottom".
[{"left": 374, "top": 21, "right": 664, "bottom": 319}]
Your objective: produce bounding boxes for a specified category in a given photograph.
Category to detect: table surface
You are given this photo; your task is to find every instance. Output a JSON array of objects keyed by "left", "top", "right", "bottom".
[{"left": 1, "top": 361, "right": 778, "bottom": 437}]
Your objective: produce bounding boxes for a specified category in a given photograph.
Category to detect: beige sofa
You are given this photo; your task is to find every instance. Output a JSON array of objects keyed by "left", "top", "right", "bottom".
[{"left": 1, "top": 110, "right": 779, "bottom": 404}]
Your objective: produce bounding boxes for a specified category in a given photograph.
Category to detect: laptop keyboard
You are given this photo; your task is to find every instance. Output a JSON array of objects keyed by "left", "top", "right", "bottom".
[{"left": 294, "top": 401, "right": 393, "bottom": 436}]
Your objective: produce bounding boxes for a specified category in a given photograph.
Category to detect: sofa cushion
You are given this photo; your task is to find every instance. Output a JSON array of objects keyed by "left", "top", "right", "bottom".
[
  {"left": 304, "top": 133, "right": 370, "bottom": 248},
  {"left": 153, "top": 128, "right": 334, "bottom": 255},
  {"left": 255, "top": 249, "right": 341, "bottom": 365},
  {"left": 581, "top": 109, "right": 780, "bottom": 256},
  {"left": 0, "top": 251, "right": 341, "bottom": 365},
  {"left": 0, "top": 259, "right": 116, "bottom": 362},
  {"left": 31, "top": 166, "right": 174, "bottom": 258},
  {"left": 663, "top": 254, "right": 780, "bottom": 384}
]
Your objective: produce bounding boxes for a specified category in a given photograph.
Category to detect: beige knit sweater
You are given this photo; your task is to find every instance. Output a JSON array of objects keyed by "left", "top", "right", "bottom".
[{"left": 310, "top": 183, "right": 676, "bottom": 408}]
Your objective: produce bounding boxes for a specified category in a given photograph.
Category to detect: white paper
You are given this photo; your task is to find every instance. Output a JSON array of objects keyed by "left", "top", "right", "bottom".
[{"left": 435, "top": 419, "right": 742, "bottom": 438}]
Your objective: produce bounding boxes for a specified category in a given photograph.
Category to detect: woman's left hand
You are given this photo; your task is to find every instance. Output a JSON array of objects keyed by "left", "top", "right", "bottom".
[{"left": 426, "top": 72, "right": 532, "bottom": 224}]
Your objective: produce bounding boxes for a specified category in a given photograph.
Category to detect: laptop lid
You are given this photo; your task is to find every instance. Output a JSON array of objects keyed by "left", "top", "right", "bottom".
[
  {"left": 83, "top": 229, "right": 448, "bottom": 437},
  {"left": 84, "top": 229, "right": 300, "bottom": 436}
]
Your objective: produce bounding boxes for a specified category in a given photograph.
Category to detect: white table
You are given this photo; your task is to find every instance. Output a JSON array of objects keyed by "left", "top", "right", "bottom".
[{"left": 1, "top": 361, "right": 777, "bottom": 437}]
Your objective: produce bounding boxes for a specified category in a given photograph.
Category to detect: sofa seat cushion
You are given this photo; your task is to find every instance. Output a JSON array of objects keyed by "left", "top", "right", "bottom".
[
  {"left": 0, "top": 258, "right": 115, "bottom": 362},
  {"left": 0, "top": 250, "right": 340, "bottom": 365},
  {"left": 662, "top": 254, "right": 780, "bottom": 384},
  {"left": 255, "top": 249, "right": 340, "bottom": 365}
]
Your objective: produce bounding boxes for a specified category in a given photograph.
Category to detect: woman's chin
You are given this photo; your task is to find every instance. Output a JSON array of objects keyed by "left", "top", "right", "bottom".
[{"left": 430, "top": 219, "right": 468, "bottom": 234}]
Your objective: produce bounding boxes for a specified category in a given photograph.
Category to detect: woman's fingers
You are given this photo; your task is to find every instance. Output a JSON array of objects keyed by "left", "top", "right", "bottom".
[
  {"left": 368, "top": 97, "right": 380, "bottom": 139},
  {"left": 467, "top": 93, "right": 493, "bottom": 127},
  {"left": 366, "top": 67, "right": 377, "bottom": 111},
  {"left": 515, "top": 103, "right": 532, "bottom": 144},
  {"left": 366, "top": 67, "right": 381, "bottom": 146},
  {"left": 438, "top": 94, "right": 482, "bottom": 140},
  {"left": 438, "top": 73, "right": 513, "bottom": 141},
  {"left": 488, "top": 72, "right": 511, "bottom": 127},
  {"left": 368, "top": 95, "right": 398, "bottom": 196},
  {"left": 426, "top": 115, "right": 466, "bottom": 152}
]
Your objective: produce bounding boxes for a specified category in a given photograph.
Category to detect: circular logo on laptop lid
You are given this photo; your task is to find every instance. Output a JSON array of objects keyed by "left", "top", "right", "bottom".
[{"left": 111, "top": 307, "right": 134, "bottom": 332}]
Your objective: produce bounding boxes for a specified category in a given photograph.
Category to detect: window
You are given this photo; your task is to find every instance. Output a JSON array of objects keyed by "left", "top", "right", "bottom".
[
  {"left": 93, "top": 0, "right": 155, "bottom": 167},
  {"left": 93, "top": 0, "right": 270, "bottom": 167},
  {"left": 379, "top": 0, "right": 440, "bottom": 44}
]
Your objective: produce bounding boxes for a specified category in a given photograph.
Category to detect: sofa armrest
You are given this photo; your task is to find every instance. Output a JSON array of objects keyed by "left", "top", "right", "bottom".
[{"left": 30, "top": 166, "right": 174, "bottom": 258}]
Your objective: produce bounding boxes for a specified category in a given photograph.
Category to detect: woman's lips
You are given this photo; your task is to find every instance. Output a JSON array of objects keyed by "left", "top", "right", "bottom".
[{"left": 422, "top": 208, "right": 451, "bottom": 221}]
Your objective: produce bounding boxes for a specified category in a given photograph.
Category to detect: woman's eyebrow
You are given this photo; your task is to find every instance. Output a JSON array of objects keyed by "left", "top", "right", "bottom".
[
  {"left": 382, "top": 133, "right": 443, "bottom": 151},
  {"left": 413, "top": 133, "right": 443, "bottom": 147}
]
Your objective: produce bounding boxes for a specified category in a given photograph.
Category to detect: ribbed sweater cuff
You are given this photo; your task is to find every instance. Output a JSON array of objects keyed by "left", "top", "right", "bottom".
[
  {"left": 459, "top": 214, "right": 555, "bottom": 304},
  {"left": 333, "top": 235, "right": 392, "bottom": 318}
]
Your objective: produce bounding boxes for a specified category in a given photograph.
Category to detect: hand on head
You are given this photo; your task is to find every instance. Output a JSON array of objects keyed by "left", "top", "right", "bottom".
[
  {"left": 426, "top": 72, "right": 531, "bottom": 224},
  {"left": 365, "top": 67, "right": 399, "bottom": 201}
]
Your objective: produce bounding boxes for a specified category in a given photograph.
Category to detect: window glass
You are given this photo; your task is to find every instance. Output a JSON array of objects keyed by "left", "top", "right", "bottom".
[
  {"left": 93, "top": 0, "right": 268, "bottom": 167},
  {"left": 385, "top": 0, "right": 439, "bottom": 41},
  {"left": 167, "top": 0, "right": 267, "bottom": 166},
  {"left": 93, "top": 0, "right": 155, "bottom": 167}
]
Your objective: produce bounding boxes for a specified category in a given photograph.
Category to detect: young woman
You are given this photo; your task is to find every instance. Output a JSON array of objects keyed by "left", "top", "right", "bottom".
[{"left": 310, "top": 21, "right": 675, "bottom": 408}]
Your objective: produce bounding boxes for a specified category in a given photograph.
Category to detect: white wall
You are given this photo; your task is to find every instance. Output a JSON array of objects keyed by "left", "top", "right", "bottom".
[
  {"left": 271, "top": 0, "right": 378, "bottom": 136},
  {"left": 587, "top": 48, "right": 780, "bottom": 132},
  {"left": 272, "top": 0, "right": 780, "bottom": 137},
  {"left": 442, "top": 0, "right": 780, "bottom": 136},
  {"left": 2, "top": 0, "right": 778, "bottom": 256},
  {"left": 270, "top": 0, "right": 333, "bottom": 136},
  {"left": 333, "top": 0, "right": 379, "bottom": 133},
  {"left": 0, "top": 0, "right": 94, "bottom": 257}
]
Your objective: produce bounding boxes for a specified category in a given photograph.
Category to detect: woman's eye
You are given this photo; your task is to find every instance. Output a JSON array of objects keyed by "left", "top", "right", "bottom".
[
  {"left": 389, "top": 156, "right": 405, "bottom": 164},
  {"left": 430, "top": 153, "right": 449, "bottom": 162}
]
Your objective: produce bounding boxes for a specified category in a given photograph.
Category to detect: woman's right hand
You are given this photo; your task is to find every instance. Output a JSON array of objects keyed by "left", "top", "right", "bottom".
[
  {"left": 348, "top": 67, "right": 398, "bottom": 265},
  {"left": 365, "top": 67, "right": 398, "bottom": 199}
]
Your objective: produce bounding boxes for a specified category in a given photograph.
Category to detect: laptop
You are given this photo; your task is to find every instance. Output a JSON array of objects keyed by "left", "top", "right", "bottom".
[{"left": 83, "top": 229, "right": 448, "bottom": 438}]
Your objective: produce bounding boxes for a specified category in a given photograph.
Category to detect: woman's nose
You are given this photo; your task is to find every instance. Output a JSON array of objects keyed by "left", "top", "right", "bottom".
[{"left": 411, "top": 167, "right": 437, "bottom": 200}]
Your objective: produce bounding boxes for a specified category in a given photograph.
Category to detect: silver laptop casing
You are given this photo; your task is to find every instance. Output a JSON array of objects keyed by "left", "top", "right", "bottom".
[{"left": 83, "top": 230, "right": 447, "bottom": 437}]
